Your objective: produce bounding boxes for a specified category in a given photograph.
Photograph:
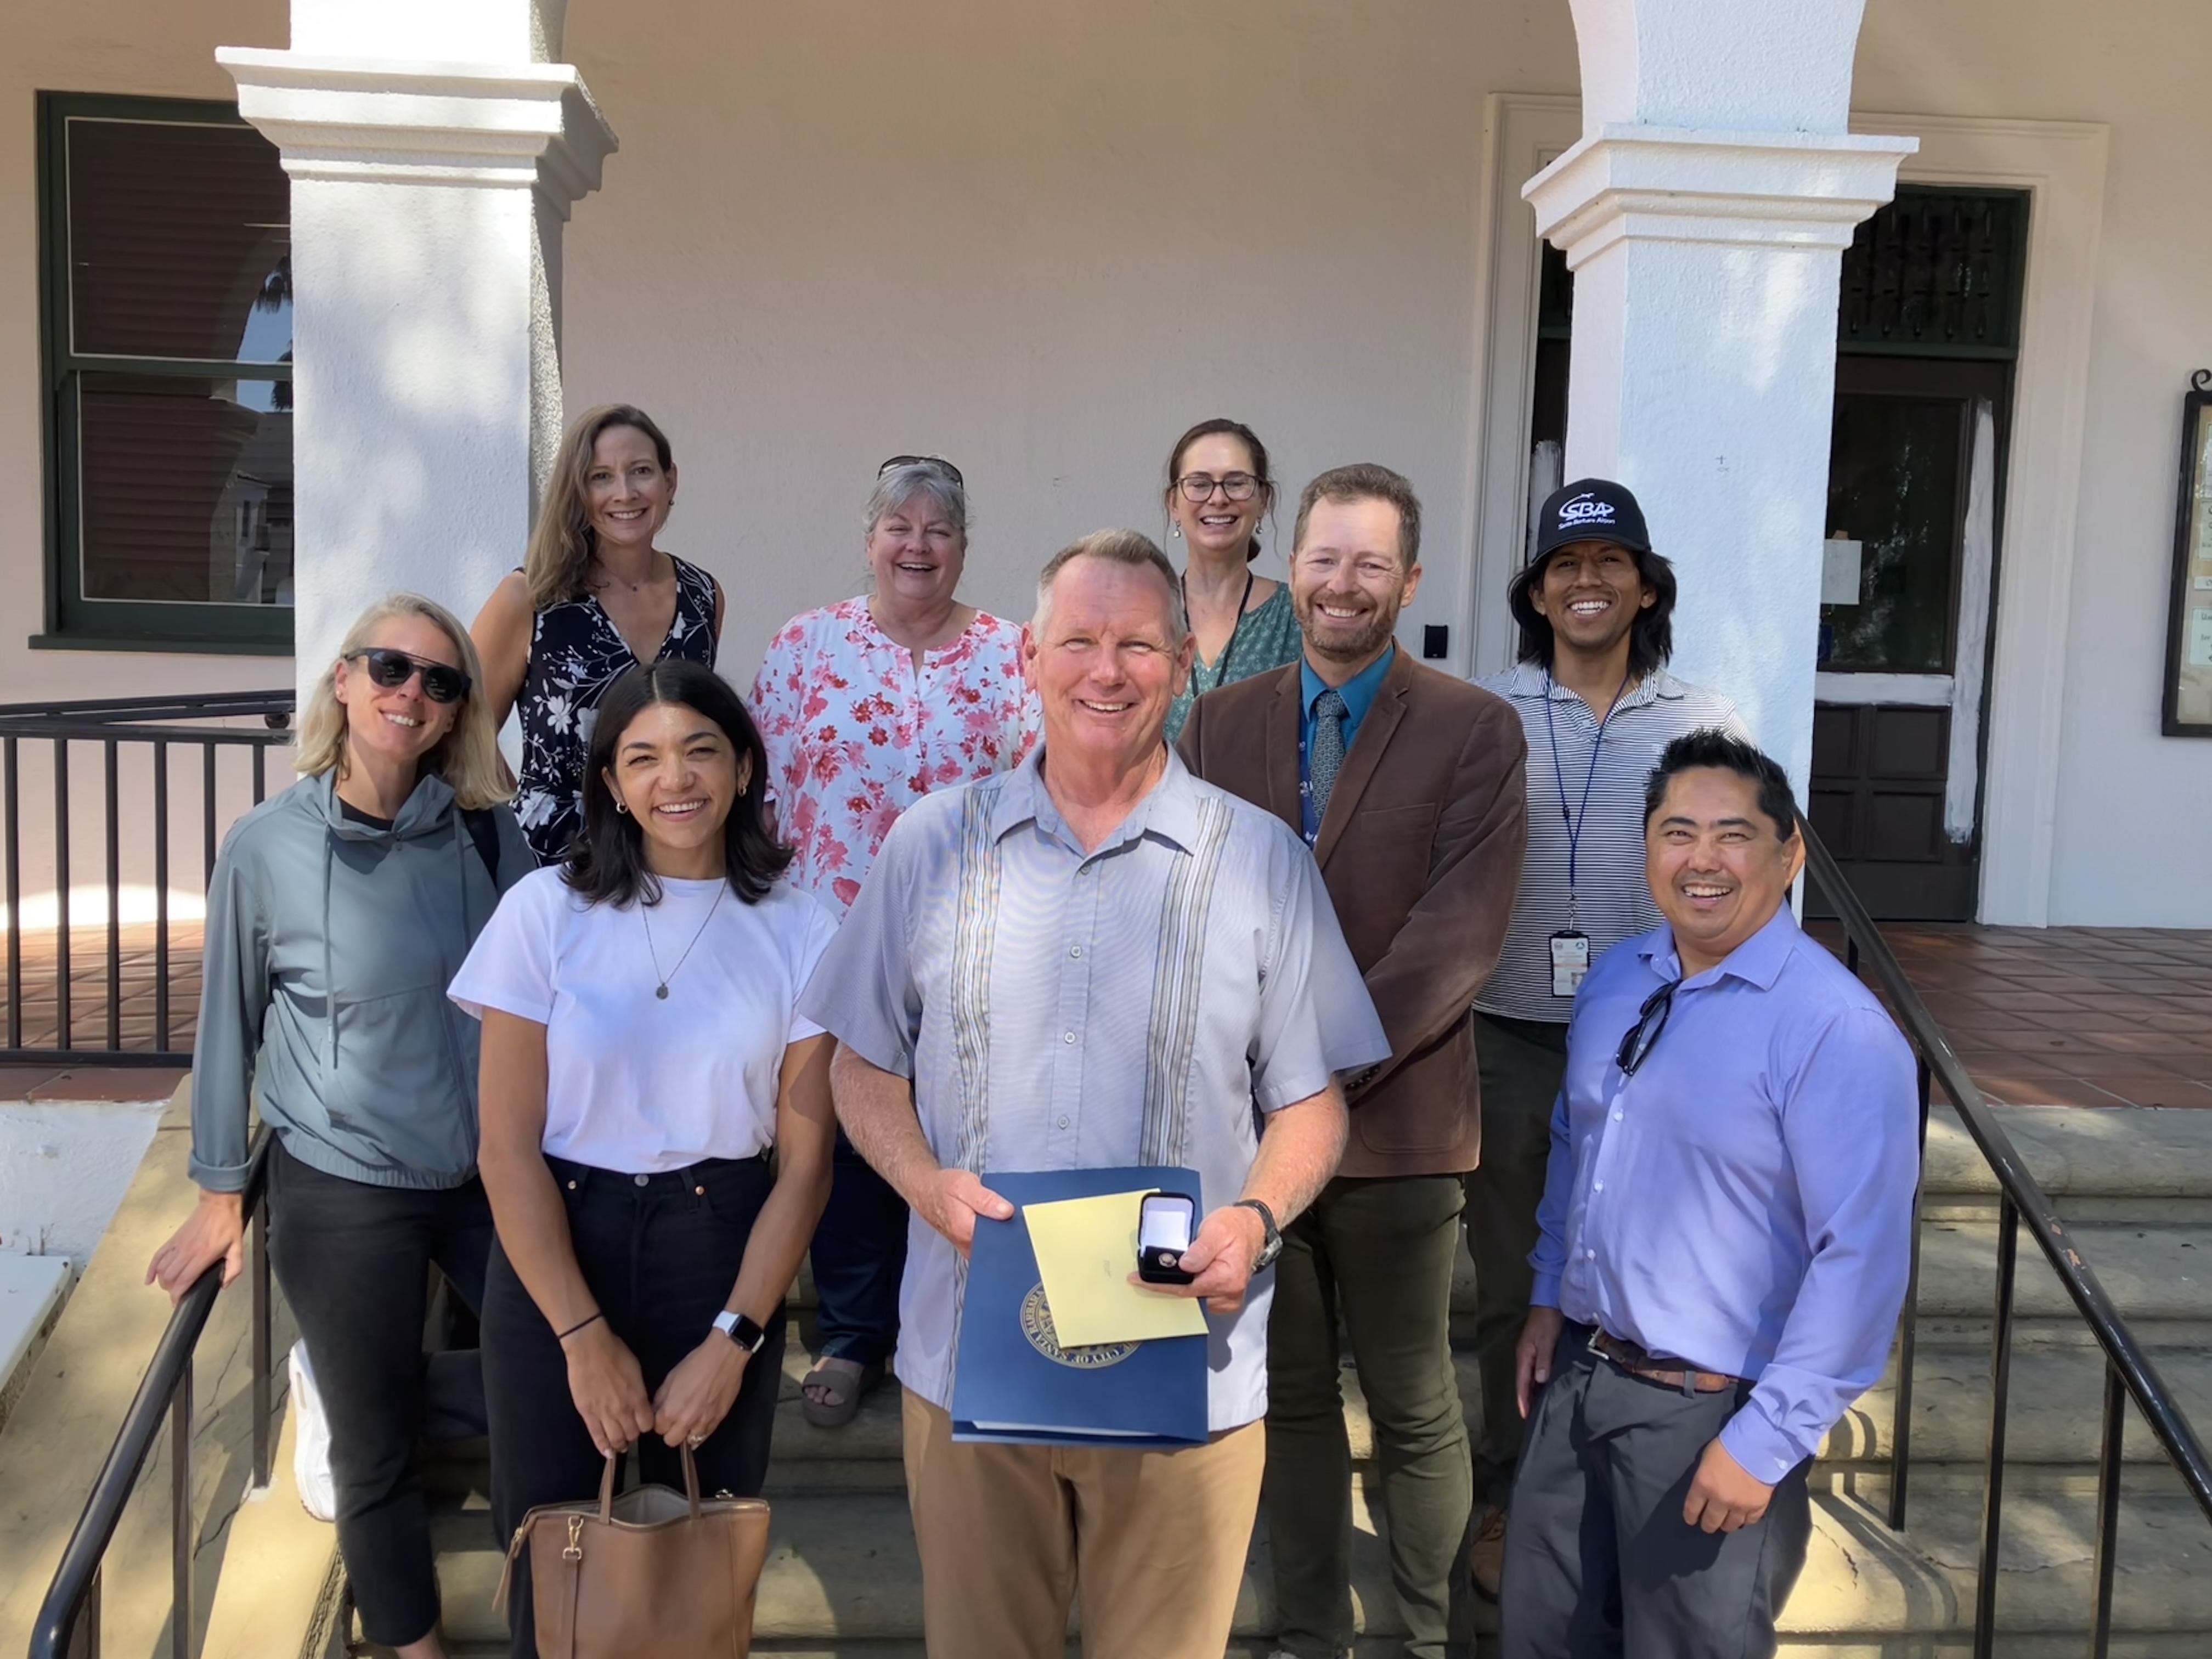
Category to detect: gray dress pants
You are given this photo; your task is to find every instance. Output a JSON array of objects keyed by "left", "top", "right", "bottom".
[{"left": 1497, "top": 1328, "right": 1812, "bottom": 1659}]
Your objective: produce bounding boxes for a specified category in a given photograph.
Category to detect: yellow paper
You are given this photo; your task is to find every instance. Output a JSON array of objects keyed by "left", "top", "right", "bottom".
[{"left": 1024, "top": 1191, "right": 1210, "bottom": 1348}]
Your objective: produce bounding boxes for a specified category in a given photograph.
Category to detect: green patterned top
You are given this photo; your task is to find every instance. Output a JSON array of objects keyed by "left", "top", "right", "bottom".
[{"left": 1164, "top": 581, "right": 1302, "bottom": 744}]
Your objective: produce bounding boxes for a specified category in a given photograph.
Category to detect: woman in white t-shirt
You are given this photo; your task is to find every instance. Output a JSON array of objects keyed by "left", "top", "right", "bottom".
[{"left": 450, "top": 659, "right": 836, "bottom": 1659}]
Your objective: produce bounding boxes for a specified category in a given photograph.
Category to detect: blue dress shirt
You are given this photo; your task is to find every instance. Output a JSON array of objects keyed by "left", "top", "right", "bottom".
[
  {"left": 1531, "top": 903, "right": 1919, "bottom": 1483},
  {"left": 1298, "top": 645, "right": 1395, "bottom": 841}
]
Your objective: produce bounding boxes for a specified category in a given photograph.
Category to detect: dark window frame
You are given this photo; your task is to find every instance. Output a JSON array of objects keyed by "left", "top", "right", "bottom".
[{"left": 34, "top": 91, "right": 293, "bottom": 656}]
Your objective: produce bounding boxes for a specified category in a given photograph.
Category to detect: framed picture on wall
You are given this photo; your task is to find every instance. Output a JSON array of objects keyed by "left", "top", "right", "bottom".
[{"left": 2165, "top": 373, "right": 2212, "bottom": 737}]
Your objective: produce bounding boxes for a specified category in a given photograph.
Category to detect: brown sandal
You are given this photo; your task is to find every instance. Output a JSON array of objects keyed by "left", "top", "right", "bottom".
[{"left": 800, "top": 1357, "right": 884, "bottom": 1428}]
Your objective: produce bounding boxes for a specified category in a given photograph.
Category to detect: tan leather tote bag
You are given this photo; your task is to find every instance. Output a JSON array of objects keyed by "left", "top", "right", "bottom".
[{"left": 495, "top": 1445, "right": 771, "bottom": 1658}]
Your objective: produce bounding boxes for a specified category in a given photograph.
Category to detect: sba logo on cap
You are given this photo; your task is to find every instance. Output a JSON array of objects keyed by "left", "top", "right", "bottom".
[{"left": 1558, "top": 493, "right": 1617, "bottom": 528}]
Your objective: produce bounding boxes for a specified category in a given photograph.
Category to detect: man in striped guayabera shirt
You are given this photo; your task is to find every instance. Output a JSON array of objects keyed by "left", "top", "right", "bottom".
[{"left": 1463, "top": 478, "right": 1749, "bottom": 1597}]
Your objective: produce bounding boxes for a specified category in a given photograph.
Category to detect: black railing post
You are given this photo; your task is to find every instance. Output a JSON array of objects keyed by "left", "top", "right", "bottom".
[
  {"left": 1974, "top": 1194, "right": 2020, "bottom": 1659},
  {"left": 169, "top": 1359, "right": 192, "bottom": 1659},
  {"left": 5, "top": 735, "right": 20, "bottom": 1051},
  {"left": 102, "top": 740, "right": 120, "bottom": 1051},
  {"left": 74, "top": 1564, "right": 99, "bottom": 1659},
  {"left": 152, "top": 741, "right": 170, "bottom": 1052},
  {"left": 201, "top": 743, "right": 217, "bottom": 890},
  {"left": 2092, "top": 1361, "right": 2126, "bottom": 1658},
  {"left": 53, "top": 737, "right": 70, "bottom": 1049},
  {"left": 1890, "top": 1050, "right": 1934, "bottom": 1530}
]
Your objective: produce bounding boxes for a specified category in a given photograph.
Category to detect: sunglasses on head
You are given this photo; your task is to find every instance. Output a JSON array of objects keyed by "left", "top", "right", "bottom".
[
  {"left": 351, "top": 648, "right": 471, "bottom": 704},
  {"left": 877, "top": 454, "right": 965, "bottom": 488}
]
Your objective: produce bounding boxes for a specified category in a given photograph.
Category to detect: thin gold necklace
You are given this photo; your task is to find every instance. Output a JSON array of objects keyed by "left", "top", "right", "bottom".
[{"left": 640, "top": 882, "right": 726, "bottom": 999}]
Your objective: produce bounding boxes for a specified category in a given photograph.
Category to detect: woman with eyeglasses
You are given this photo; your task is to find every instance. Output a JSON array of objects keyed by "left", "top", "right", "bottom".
[
  {"left": 453, "top": 661, "right": 836, "bottom": 1658},
  {"left": 149, "top": 594, "right": 533, "bottom": 1659},
  {"left": 748, "top": 455, "right": 1035, "bottom": 1427},
  {"left": 1162, "top": 416, "right": 1300, "bottom": 742},
  {"left": 472, "top": 403, "right": 726, "bottom": 866}
]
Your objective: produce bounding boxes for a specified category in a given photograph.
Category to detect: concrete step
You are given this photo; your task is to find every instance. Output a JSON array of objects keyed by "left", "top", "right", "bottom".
[
  {"left": 1824, "top": 1344, "right": 2212, "bottom": 1475},
  {"left": 1918, "top": 1104, "right": 2212, "bottom": 1222},
  {"left": 1911, "top": 1218, "right": 2212, "bottom": 1342},
  {"left": 418, "top": 1482, "right": 2212, "bottom": 1649}
]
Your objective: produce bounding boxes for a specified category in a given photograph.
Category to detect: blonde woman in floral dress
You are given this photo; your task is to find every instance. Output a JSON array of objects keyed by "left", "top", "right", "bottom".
[{"left": 749, "top": 456, "right": 1035, "bottom": 1424}]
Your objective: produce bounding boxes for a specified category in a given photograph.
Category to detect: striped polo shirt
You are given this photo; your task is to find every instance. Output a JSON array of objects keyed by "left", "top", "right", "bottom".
[{"left": 1474, "top": 663, "right": 1749, "bottom": 1023}]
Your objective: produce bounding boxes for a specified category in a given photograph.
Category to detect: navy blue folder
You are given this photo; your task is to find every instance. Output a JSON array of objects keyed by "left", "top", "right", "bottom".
[{"left": 950, "top": 1166, "right": 1211, "bottom": 1448}]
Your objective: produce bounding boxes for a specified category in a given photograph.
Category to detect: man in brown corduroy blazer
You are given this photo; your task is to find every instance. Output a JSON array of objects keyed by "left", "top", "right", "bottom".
[{"left": 1180, "top": 463, "right": 1527, "bottom": 1659}]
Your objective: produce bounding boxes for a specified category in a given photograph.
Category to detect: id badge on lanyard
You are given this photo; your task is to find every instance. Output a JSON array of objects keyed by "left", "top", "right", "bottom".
[
  {"left": 1550, "top": 930, "right": 1591, "bottom": 997},
  {"left": 1543, "top": 669, "right": 1630, "bottom": 999}
]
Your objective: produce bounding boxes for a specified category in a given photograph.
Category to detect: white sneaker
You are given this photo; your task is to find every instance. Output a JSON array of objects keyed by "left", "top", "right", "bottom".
[{"left": 288, "top": 1340, "right": 336, "bottom": 1522}]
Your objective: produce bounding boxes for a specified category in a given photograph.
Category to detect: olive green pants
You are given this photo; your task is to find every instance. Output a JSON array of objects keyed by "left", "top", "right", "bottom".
[
  {"left": 1464, "top": 1012, "right": 1570, "bottom": 1506},
  {"left": 1264, "top": 1172, "right": 1471, "bottom": 1659}
]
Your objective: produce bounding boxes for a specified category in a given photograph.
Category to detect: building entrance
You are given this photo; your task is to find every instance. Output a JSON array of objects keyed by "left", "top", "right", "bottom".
[{"left": 1520, "top": 187, "right": 2027, "bottom": 921}]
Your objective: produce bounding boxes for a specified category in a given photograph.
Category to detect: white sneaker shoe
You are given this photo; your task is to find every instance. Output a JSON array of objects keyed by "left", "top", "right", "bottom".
[{"left": 288, "top": 1339, "right": 336, "bottom": 1522}]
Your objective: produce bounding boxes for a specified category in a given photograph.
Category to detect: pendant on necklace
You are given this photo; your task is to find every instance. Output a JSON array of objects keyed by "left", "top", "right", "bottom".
[{"left": 655, "top": 984, "right": 670, "bottom": 1000}]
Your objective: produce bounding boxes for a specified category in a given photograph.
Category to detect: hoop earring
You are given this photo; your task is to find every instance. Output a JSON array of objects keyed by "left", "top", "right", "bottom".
[{"left": 614, "top": 798, "right": 629, "bottom": 816}]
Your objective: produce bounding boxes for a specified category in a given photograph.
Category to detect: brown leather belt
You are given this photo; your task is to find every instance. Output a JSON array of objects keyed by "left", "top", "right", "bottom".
[{"left": 1588, "top": 1328, "right": 1741, "bottom": 1395}]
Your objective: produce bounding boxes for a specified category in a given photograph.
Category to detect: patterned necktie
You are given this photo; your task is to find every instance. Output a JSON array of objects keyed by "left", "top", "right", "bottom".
[{"left": 1310, "top": 688, "right": 1348, "bottom": 827}]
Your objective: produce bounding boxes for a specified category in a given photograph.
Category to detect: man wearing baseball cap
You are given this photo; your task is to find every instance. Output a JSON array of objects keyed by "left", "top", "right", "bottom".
[{"left": 1462, "top": 478, "right": 1750, "bottom": 1597}]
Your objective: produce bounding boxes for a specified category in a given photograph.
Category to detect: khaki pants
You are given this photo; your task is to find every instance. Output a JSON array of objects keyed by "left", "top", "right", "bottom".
[{"left": 901, "top": 1390, "right": 1266, "bottom": 1658}]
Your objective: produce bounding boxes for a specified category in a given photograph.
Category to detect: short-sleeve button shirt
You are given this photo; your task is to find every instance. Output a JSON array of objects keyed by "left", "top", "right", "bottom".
[{"left": 800, "top": 746, "right": 1389, "bottom": 1431}]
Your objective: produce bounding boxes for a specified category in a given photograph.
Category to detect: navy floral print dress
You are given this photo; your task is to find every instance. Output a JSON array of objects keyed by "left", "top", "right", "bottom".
[{"left": 513, "top": 556, "right": 718, "bottom": 864}]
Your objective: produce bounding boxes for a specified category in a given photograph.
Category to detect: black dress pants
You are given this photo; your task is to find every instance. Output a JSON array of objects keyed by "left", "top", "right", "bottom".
[
  {"left": 1498, "top": 1327, "right": 1813, "bottom": 1659},
  {"left": 265, "top": 1138, "right": 494, "bottom": 1649},
  {"left": 482, "top": 1153, "right": 786, "bottom": 1658}
]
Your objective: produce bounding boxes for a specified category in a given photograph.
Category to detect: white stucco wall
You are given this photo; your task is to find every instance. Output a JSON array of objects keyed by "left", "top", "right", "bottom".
[
  {"left": 554, "top": 0, "right": 1579, "bottom": 687},
  {"left": 1855, "top": 0, "right": 2212, "bottom": 924},
  {"left": 3, "top": 0, "right": 2206, "bottom": 926}
]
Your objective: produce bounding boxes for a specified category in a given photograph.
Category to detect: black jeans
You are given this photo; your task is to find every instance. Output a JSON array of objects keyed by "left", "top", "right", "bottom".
[
  {"left": 264, "top": 1138, "right": 494, "bottom": 1649},
  {"left": 1498, "top": 1327, "right": 1813, "bottom": 1659},
  {"left": 807, "top": 1128, "right": 907, "bottom": 1367},
  {"left": 482, "top": 1153, "right": 787, "bottom": 1658}
]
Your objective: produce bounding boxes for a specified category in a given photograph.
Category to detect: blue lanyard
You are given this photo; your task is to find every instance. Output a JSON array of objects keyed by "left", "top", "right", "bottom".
[{"left": 1541, "top": 668, "right": 1632, "bottom": 923}]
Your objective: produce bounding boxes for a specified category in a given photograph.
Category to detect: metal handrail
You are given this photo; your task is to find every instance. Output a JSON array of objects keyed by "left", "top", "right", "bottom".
[
  {"left": 27, "top": 1131, "right": 274, "bottom": 1659},
  {"left": 1, "top": 690, "right": 294, "bottom": 1064},
  {"left": 1802, "top": 819, "right": 2212, "bottom": 1657}
]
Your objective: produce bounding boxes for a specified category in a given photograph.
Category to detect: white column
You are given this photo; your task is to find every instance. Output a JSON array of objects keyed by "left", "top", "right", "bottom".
[
  {"left": 1526, "top": 0, "right": 1914, "bottom": 797},
  {"left": 216, "top": 0, "right": 614, "bottom": 704}
]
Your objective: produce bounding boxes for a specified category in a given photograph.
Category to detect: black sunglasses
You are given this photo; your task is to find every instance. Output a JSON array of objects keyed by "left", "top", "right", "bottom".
[
  {"left": 1613, "top": 980, "right": 1678, "bottom": 1077},
  {"left": 877, "top": 454, "right": 965, "bottom": 487},
  {"left": 351, "top": 648, "right": 471, "bottom": 705}
]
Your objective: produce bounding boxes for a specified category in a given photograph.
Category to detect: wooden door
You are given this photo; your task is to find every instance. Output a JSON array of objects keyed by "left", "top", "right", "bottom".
[{"left": 1807, "top": 357, "right": 2010, "bottom": 920}]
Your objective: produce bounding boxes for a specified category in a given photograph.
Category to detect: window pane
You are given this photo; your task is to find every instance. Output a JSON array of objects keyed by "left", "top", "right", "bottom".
[
  {"left": 78, "top": 375, "right": 293, "bottom": 606},
  {"left": 1821, "top": 396, "right": 1963, "bottom": 674},
  {"left": 67, "top": 117, "right": 291, "bottom": 363}
]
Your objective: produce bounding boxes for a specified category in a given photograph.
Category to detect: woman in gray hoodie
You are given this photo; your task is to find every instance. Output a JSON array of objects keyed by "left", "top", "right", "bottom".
[{"left": 148, "top": 592, "right": 533, "bottom": 1659}]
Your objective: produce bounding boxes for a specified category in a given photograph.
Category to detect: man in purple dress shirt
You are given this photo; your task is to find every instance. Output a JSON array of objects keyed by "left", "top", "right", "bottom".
[{"left": 1498, "top": 730, "right": 1918, "bottom": 1658}]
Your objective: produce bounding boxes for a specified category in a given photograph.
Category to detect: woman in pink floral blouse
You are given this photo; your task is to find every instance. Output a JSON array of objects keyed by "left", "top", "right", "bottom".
[{"left": 749, "top": 455, "right": 1036, "bottom": 1425}]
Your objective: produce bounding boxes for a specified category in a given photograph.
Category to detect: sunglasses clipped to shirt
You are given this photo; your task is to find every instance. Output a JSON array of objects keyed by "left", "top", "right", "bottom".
[
  {"left": 1613, "top": 980, "right": 1678, "bottom": 1077},
  {"left": 351, "top": 648, "right": 472, "bottom": 705}
]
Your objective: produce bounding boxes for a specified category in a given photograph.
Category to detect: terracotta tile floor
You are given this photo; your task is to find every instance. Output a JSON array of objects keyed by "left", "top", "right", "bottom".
[
  {"left": 1812, "top": 922, "right": 2212, "bottom": 1108},
  {"left": 0, "top": 922, "right": 204, "bottom": 1059}
]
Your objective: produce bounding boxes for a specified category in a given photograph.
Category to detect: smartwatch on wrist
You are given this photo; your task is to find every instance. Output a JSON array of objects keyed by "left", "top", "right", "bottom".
[
  {"left": 712, "top": 1308, "right": 768, "bottom": 1355},
  {"left": 1232, "top": 1198, "right": 1283, "bottom": 1272}
]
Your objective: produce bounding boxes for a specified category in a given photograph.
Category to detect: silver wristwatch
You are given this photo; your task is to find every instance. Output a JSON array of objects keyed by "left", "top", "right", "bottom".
[{"left": 1233, "top": 1198, "right": 1283, "bottom": 1271}]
